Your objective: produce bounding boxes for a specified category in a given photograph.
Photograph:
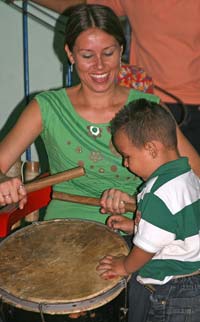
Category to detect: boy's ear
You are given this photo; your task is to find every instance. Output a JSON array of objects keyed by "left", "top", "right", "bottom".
[{"left": 64, "top": 44, "right": 75, "bottom": 64}]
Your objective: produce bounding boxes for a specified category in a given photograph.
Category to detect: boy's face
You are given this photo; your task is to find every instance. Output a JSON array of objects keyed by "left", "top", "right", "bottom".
[{"left": 114, "top": 129, "right": 156, "bottom": 181}]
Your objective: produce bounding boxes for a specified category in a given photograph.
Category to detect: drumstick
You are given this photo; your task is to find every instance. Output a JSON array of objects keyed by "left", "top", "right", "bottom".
[
  {"left": 52, "top": 191, "right": 136, "bottom": 213},
  {"left": 25, "top": 167, "right": 85, "bottom": 193}
]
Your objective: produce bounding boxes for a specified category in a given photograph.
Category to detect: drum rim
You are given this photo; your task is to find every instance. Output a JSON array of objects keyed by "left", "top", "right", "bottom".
[
  {"left": 0, "top": 219, "right": 130, "bottom": 314},
  {"left": 0, "top": 277, "right": 128, "bottom": 314}
]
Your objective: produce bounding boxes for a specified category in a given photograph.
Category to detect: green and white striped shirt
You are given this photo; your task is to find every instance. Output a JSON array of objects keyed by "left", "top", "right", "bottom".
[{"left": 134, "top": 157, "right": 200, "bottom": 285}]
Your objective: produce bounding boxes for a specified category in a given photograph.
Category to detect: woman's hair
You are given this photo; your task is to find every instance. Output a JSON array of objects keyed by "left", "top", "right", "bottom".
[
  {"left": 64, "top": 4, "right": 126, "bottom": 54},
  {"left": 111, "top": 99, "right": 177, "bottom": 149}
]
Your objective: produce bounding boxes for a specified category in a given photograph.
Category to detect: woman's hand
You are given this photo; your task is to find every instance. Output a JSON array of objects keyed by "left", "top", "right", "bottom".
[
  {"left": 100, "top": 188, "right": 136, "bottom": 215},
  {"left": 0, "top": 175, "right": 27, "bottom": 209},
  {"left": 96, "top": 254, "right": 129, "bottom": 279}
]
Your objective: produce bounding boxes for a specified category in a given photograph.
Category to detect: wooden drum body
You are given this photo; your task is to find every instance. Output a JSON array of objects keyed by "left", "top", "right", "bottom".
[{"left": 0, "top": 219, "right": 129, "bottom": 315}]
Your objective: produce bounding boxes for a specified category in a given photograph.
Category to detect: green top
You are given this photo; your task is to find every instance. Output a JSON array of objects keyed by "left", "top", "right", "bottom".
[{"left": 35, "top": 88, "right": 159, "bottom": 223}]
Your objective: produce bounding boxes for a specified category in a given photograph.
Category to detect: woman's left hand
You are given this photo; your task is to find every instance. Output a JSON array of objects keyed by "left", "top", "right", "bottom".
[{"left": 100, "top": 188, "right": 135, "bottom": 215}]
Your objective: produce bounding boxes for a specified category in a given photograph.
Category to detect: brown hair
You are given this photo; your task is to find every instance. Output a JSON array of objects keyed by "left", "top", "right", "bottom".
[
  {"left": 111, "top": 99, "right": 177, "bottom": 149},
  {"left": 64, "top": 4, "right": 126, "bottom": 54}
]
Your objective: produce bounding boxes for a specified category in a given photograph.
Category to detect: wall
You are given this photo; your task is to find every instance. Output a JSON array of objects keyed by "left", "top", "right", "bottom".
[{"left": 0, "top": 1, "right": 66, "bottom": 166}]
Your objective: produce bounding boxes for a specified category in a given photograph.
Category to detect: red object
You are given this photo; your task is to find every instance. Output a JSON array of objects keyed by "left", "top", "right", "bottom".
[{"left": 0, "top": 186, "right": 51, "bottom": 238}]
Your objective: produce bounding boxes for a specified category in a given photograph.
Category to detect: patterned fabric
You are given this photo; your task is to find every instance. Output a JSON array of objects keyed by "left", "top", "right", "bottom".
[{"left": 117, "top": 64, "right": 154, "bottom": 93}]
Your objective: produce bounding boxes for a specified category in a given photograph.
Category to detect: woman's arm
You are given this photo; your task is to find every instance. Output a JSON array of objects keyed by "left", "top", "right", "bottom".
[
  {"left": 160, "top": 102, "right": 200, "bottom": 177},
  {"left": 176, "top": 126, "right": 200, "bottom": 177},
  {"left": 0, "top": 99, "right": 42, "bottom": 174},
  {"left": 0, "top": 99, "right": 42, "bottom": 208}
]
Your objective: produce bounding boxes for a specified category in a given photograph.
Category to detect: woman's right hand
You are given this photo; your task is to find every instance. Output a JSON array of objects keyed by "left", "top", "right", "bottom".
[
  {"left": 0, "top": 175, "right": 27, "bottom": 209},
  {"left": 100, "top": 188, "right": 136, "bottom": 215}
]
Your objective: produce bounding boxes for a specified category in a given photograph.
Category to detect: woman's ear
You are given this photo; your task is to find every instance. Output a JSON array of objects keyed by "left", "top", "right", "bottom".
[{"left": 64, "top": 44, "right": 75, "bottom": 65}]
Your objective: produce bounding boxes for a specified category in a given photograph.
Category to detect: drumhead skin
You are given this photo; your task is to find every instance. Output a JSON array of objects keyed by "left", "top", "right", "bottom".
[{"left": 0, "top": 219, "right": 130, "bottom": 314}]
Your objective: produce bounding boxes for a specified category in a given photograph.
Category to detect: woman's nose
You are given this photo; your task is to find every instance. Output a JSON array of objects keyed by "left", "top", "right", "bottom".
[{"left": 95, "top": 56, "right": 104, "bottom": 69}]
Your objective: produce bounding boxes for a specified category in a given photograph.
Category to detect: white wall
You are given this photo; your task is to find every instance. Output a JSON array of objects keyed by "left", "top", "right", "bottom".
[{"left": 0, "top": 1, "right": 66, "bottom": 163}]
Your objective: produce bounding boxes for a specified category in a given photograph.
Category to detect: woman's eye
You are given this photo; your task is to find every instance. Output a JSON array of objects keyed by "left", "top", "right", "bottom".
[
  {"left": 103, "top": 51, "right": 114, "bottom": 57},
  {"left": 82, "top": 54, "right": 93, "bottom": 59}
]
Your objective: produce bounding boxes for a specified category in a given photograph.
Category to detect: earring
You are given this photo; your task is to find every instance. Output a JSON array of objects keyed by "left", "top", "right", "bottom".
[
  {"left": 70, "top": 63, "right": 74, "bottom": 73},
  {"left": 120, "top": 56, "right": 122, "bottom": 68}
]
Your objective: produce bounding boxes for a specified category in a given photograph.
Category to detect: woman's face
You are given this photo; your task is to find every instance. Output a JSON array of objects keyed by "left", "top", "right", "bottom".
[{"left": 65, "top": 28, "right": 122, "bottom": 93}]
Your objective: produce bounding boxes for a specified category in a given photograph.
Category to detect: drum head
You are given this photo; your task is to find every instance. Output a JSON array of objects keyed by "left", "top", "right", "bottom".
[{"left": 0, "top": 219, "right": 129, "bottom": 314}]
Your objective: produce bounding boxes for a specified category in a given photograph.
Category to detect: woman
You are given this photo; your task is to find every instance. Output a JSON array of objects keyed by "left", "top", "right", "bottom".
[{"left": 0, "top": 4, "right": 161, "bottom": 220}]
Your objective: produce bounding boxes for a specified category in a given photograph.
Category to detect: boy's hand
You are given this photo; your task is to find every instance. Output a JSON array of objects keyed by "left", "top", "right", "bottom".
[
  {"left": 96, "top": 255, "right": 129, "bottom": 279},
  {"left": 107, "top": 215, "right": 134, "bottom": 234}
]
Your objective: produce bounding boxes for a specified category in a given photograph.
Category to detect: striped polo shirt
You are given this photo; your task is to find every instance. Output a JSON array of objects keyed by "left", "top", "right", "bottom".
[{"left": 133, "top": 157, "right": 200, "bottom": 285}]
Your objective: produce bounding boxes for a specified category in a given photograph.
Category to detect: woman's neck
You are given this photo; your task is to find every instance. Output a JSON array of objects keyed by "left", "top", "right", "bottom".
[{"left": 67, "top": 84, "right": 130, "bottom": 123}]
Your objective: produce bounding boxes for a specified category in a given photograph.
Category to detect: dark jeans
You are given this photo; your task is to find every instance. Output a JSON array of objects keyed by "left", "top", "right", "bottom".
[
  {"left": 128, "top": 272, "right": 150, "bottom": 322},
  {"left": 123, "top": 235, "right": 150, "bottom": 322},
  {"left": 146, "top": 275, "right": 200, "bottom": 322},
  {"left": 166, "top": 103, "right": 200, "bottom": 154},
  {"left": 124, "top": 235, "right": 200, "bottom": 322}
]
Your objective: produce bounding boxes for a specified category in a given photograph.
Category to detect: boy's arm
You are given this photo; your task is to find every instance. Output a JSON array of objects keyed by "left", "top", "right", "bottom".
[
  {"left": 124, "top": 245, "right": 154, "bottom": 274},
  {"left": 97, "top": 245, "right": 154, "bottom": 278}
]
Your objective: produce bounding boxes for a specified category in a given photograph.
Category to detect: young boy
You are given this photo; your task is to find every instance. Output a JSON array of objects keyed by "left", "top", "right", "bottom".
[{"left": 97, "top": 98, "right": 200, "bottom": 322}]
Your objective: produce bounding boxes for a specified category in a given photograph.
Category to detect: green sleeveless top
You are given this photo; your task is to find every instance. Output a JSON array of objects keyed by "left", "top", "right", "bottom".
[{"left": 35, "top": 88, "right": 159, "bottom": 223}]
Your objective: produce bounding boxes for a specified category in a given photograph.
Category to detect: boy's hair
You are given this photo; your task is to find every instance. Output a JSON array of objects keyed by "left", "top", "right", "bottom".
[
  {"left": 111, "top": 99, "right": 177, "bottom": 148},
  {"left": 64, "top": 4, "right": 126, "bottom": 53}
]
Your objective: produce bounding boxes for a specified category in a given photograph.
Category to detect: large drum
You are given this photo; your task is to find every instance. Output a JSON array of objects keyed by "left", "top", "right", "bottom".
[{"left": 0, "top": 219, "right": 129, "bottom": 316}]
